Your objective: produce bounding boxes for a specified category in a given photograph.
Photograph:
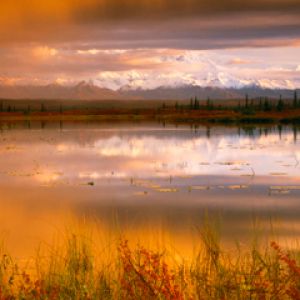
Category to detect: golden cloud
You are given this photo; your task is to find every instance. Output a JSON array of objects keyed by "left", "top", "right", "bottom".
[{"left": 1, "top": 0, "right": 300, "bottom": 27}]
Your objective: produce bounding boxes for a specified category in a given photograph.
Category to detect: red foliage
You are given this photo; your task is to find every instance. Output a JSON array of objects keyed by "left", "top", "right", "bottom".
[
  {"left": 118, "top": 239, "right": 184, "bottom": 300},
  {"left": 271, "top": 241, "right": 300, "bottom": 299}
]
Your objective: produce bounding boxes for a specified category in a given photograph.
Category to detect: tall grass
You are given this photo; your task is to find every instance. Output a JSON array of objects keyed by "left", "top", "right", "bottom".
[{"left": 0, "top": 221, "right": 300, "bottom": 299}]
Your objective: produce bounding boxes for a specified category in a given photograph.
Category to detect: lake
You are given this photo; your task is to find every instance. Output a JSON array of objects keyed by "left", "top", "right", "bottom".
[{"left": 0, "top": 121, "right": 300, "bottom": 258}]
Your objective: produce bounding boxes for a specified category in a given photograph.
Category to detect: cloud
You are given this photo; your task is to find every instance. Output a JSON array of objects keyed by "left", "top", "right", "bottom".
[
  {"left": 0, "top": 47, "right": 299, "bottom": 89},
  {"left": 227, "top": 58, "right": 253, "bottom": 65},
  {"left": 33, "top": 46, "right": 58, "bottom": 59},
  {"left": 91, "top": 49, "right": 300, "bottom": 89},
  {"left": 2, "top": 0, "right": 300, "bottom": 24},
  {"left": 0, "top": 1, "right": 299, "bottom": 50},
  {"left": 0, "top": 1, "right": 300, "bottom": 89}
]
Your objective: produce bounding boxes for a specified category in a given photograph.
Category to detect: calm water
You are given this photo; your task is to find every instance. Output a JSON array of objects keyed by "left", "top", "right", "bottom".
[{"left": 0, "top": 121, "right": 300, "bottom": 256}]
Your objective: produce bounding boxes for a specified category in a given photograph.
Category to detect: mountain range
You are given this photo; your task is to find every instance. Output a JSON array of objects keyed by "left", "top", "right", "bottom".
[{"left": 0, "top": 81, "right": 298, "bottom": 100}]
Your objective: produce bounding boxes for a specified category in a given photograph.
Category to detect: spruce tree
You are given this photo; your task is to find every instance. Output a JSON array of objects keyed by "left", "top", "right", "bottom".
[
  {"left": 194, "top": 97, "right": 200, "bottom": 110},
  {"left": 206, "top": 98, "right": 210, "bottom": 110},
  {"left": 245, "top": 94, "right": 249, "bottom": 108},
  {"left": 264, "top": 98, "right": 271, "bottom": 112},
  {"left": 293, "top": 90, "right": 298, "bottom": 108},
  {"left": 277, "top": 98, "right": 284, "bottom": 112},
  {"left": 259, "top": 98, "right": 263, "bottom": 111},
  {"left": 190, "top": 98, "right": 194, "bottom": 110}
]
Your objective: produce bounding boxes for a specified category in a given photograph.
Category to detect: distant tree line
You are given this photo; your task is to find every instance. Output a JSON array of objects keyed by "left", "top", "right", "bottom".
[
  {"left": 161, "top": 90, "right": 299, "bottom": 113},
  {"left": 0, "top": 102, "right": 65, "bottom": 114},
  {"left": 0, "top": 90, "right": 299, "bottom": 115}
]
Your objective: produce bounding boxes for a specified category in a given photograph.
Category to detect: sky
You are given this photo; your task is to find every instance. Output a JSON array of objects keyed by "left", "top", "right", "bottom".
[{"left": 0, "top": 0, "right": 300, "bottom": 90}]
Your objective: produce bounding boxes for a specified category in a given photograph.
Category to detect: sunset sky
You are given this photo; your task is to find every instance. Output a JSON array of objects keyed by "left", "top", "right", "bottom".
[{"left": 1, "top": 0, "right": 300, "bottom": 90}]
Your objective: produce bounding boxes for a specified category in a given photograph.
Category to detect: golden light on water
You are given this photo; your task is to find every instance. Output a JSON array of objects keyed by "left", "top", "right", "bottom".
[{"left": 0, "top": 124, "right": 299, "bottom": 261}]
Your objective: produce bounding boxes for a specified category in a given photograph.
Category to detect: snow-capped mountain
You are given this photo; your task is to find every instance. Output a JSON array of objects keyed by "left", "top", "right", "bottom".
[
  {"left": 0, "top": 78, "right": 298, "bottom": 100},
  {"left": 93, "top": 63, "right": 297, "bottom": 91}
]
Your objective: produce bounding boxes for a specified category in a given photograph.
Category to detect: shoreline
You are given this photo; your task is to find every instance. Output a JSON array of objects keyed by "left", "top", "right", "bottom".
[{"left": 0, "top": 110, "right": 300, "bottom": 125}]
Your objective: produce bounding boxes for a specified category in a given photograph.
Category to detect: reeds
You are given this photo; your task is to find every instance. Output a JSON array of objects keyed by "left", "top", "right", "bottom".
[{"left": 0, "top": 223, "right": 300, "bottom": 299}]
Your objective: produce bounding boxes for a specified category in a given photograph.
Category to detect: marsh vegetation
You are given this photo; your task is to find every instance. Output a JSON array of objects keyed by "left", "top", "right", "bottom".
[
  {"left": 1, "top": 221, "right": 300, "bottom": 299},
  {"left": 0, "top": 94, "right": 300, "bottom": 124}
]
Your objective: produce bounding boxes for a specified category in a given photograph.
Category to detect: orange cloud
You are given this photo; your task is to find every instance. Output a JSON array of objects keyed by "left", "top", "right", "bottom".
[
  {"left": 1, "top": 0, "right": 300, "bottom": 27},
  {"left": 33, "top": 46, "right": 58, "bottom": 59},
  {"left": 228, "top": 58, "right": 253, "bottom": 65}
]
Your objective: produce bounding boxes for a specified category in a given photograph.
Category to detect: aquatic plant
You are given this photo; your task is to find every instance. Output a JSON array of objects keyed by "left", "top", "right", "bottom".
[{"left": 0, "top": 224, "right": 299, "bottom": 299}]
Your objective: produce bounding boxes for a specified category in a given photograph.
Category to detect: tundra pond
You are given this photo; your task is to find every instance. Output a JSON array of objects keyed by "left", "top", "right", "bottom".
[{"left": 0, "top": 122, "right": 300, "bottom": 258}]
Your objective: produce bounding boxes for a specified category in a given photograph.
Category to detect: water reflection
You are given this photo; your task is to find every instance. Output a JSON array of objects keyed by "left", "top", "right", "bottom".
[{"left": 0, "top": 122, "right": 299, "bottom": 257}]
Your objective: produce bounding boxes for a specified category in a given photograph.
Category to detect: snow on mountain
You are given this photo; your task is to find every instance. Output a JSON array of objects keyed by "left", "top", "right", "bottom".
[
  {"left": 255, "top": 79, "right": 296, "bottom": 90},
  {"left": 0, "top": 75, "right": 297, "bottom": 100},
  {"left": 93, "top": 61, "right": 296, "bottom": 91},
  {"left": 112, "top": 72, "right": 296, "bottom": 92}
]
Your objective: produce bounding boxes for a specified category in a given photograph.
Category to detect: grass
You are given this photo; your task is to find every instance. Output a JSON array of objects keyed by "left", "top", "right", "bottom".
[
  {"left": 1, "top": 106, "right": 300, "bottom": 125},
  {"left": 1, "top": 221, "right": 300, "bottom": 299}
]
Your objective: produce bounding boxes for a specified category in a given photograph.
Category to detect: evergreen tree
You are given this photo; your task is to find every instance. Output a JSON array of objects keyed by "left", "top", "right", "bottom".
[
  {"left": 194, "top": 97, "right": 200, "bottom": 110},
  {"left": 245, "top": 94, "right": 249, "bottom": 108},
  {"left": 263, "top": 98, "right": 271, "bottom": 112},
  {"left": 190, "top": 98, "right": 194, "bottom": 110},
  {"left": 293, "top": 90, "right": 298, "bottom": 108},
  {"left": 259, "top": 98, "right": 263, "bottom": 111},
  {"left": 277, "top": 98, "right": 284, "bottom": 112},
  {"left": 206, "top": 98, "right": 211, "bottom": 110}
]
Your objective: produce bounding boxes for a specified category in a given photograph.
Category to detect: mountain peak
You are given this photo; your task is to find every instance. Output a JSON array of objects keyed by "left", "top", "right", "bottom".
[{"left": 0, "top": 80, "right": 297, "bottom": 100}]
